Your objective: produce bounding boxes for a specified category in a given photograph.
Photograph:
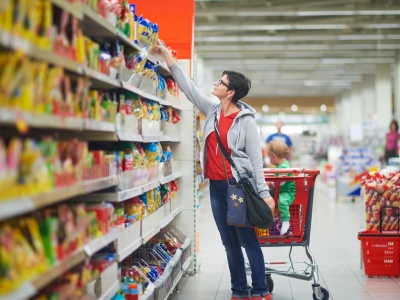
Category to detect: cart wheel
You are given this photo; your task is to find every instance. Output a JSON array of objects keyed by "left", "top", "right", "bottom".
[
  {"left": 265, "top": 274, "right": 274, "bottom": 293},
  {"left": 312, "top": 287, "right": 329, "bottom": 300}
]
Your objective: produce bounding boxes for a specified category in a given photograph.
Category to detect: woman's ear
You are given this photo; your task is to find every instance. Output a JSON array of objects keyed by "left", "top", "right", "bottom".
[{"left": 228, "top": 89, "right": 235, "bottom": 99}]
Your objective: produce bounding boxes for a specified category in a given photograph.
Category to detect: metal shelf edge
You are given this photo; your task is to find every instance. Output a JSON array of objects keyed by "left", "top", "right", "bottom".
[
  {"left": 171, "top": 207, "right": 182, "bottom": 218},
  {"left": 81, "top": 5, "right": 116, "bottom": 35},
  {"left": 84, "top": 120, "right": 116, "bottom": 132},
  {"left": 117, "top": 238, "right": 142, "bottom": 262},
  {"left": 98, "top": 279, "right": 120, "bottom": 300},
  {"left": 141, "top": 226, "right": 161, "bottom": 244},
  {"left": 159, "top": 214, "right": 174, "bottom": 229},
  {"left": 142, "top": 180, "right": 161, "bottom": 194},
  {"left": 32, "top": 249, "right": 86, "bottom": 291},
  {"left": 117, "top": 187, "right": 144, "bottom": 202},
  {"left": 84, "top": 67, "right": 121, "bottom": 88},
  {"left": 52, "top": 0, "right": 83, "bottom": 20},
  {"left": 82, "top": 176, "right": 119, "bottom": 193},
  {"left": 84, "top": 229, "right": 120, "bottom": 256},
  {"left": 182, "top": 256, "right": 193, "bottom": 272},
  {"left": 0, "top": 176, "right": 118, "bottom": 222}
]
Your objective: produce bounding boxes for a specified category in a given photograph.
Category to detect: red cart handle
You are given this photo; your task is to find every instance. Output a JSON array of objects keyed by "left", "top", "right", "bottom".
[{"left": 263, "top": 168, "right": 320, "bottom": 176}]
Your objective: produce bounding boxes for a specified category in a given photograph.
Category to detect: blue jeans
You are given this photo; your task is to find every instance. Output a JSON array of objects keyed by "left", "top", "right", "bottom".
[{"left": 209, "top": 179, "right": 269, "bottom": 297}]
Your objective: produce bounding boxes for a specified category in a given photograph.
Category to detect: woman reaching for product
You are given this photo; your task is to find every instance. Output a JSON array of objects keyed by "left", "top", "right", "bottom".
[{"left": 151, "top": 40, "right": 274, "bottom": 300}]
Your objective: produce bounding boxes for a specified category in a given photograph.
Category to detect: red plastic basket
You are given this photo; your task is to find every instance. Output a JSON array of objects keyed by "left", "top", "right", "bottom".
[
  {"left": 256, "top": 169, "right": 318, "bottom": 244},
  {"left": 358, "top": 230, "right": 400, "bottom": 278}
]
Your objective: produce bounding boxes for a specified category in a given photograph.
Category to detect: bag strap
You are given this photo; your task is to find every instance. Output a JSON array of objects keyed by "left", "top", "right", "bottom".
[{"left": 214, "top": 114, "right": 243, "bottom": 181}]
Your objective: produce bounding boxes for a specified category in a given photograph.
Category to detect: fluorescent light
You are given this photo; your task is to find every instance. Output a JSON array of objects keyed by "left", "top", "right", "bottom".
[
  {"left": 262, "top": 105, "right": 269, "bottom": 112},
  {"left": 291, "top": 105, "right": 298, "bottom": 112},
  {"left": 365, "top": 24, "right": 400, "bottom": 29},
  {"left": 321, "top": 58, "right": 357, "bottom": 64}
]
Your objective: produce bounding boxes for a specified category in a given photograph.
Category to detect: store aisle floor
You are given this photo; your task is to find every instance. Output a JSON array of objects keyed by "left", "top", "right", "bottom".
[{"left": 168, "top": 178, "right": 400, "bottom": 300}]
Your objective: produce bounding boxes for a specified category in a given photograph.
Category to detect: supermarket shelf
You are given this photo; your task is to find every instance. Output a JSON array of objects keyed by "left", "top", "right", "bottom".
[
  {"left": 159, "top": 135, "right": 181, "bottom": 142},
  {"left": 81, "top": 179, "right": 160, "bottom": 202},
  {"left": 117, "top": 237, "right": 142, "bottom": 262},
  {"left": 52, "top": 0, "right": 83, "bottom": 20},
  {"left": 81, "top": 5, "right": 116, "bottom": 37},
  {"left": 160, "top": 171, "right": 183, "bottom": 185},
  {"left": 0, "top": 30, "right": 83, "bottom": 74},
  {"left": 3, "top": 248, "right": 87, "bottom": 300},
  {"left": 0, "top": 109, "right": 84, "bottom": 130},
  {"left": 98, "top": 279, "right": 120, "bottom": 300},
  {"left": 121, "top": 82, "right": 177, "bottom": 108},
  {"left": 159, "top": 214, "right": 174, "bottom": 229},
  {"left": 84, "top": 229, "right": 120, "bottom": 256},
  {"left": 142, "top": 209, "right": 164, "bottom": 244},
  {"left": 142, "top": 135, "right": 161, "bottom": 143},
  {"left": 117, "top": 131, "right": 143, "bottom": 142},
  {"left": 182, "top": 256, "right": 193, "bottom": 273},
  {"left": 84, "top": 119, "right": 116, "bottom": 132},
  {"left": 116, "top": 221, "right": 141, "bottom": 262},
  {"left": 81, "top": 175, "right": 119, "bottom": 193},
  {"left": 2, "top": 231, "right": 120, "bottom": 300},
  {"left": 171, "top": 206, "right": 182, "bottom": 219},
  {"left": 83, "top": 67, "right": 121, "bottom": 89},
  {"left": 33, "top": 249, "right": 87, "bottom": 291},
  {"left": 143, "top": 180, "right": 162, "bottom": 194},
  {"left": 0, "top": 175, "right": 118, "bottom": 222},
  {"left": 162, "top": 270, "right": 184, "bottom": 300},
  {"left": 116, "top": 30, "right": 140, "bottom": 52},
  {"left": 170, "top": 136, "right": 181, "bottom": 142}
]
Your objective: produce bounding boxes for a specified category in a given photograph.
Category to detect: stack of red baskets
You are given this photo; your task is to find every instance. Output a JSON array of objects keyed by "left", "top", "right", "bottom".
[{"left": 358, "top": 207, "right": 400, "bottom": 278}]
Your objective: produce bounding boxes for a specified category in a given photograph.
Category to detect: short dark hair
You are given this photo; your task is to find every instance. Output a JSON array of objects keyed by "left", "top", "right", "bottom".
[{"left": 222, "top": 70, "right": 251, "bottom": 103}]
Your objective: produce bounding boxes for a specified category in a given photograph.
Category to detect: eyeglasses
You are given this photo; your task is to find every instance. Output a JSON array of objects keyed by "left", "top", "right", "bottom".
[{"left": 217, "top": 79, "right": 230, "bottom": 89}]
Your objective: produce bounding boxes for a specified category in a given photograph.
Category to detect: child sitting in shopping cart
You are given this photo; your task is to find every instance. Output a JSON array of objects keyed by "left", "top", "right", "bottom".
[{"left": 266, "top": 140, "right": 296, "bottom": 235}]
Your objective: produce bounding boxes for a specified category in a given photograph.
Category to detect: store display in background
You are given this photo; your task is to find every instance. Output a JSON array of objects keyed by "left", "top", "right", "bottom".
[
  {"left": 362, "top": 169, "right": 400, "bottom": 231},
  {"left": 336, "top": 147, "right": 379, "bottom": 200}
]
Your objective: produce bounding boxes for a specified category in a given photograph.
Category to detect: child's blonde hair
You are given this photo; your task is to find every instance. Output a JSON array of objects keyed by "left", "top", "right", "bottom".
[{"left": 266, "top": 140, "right": 289, "bottom": 159}]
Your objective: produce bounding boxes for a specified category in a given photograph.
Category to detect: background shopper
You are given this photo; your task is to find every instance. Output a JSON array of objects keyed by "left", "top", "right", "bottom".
[
  {"left": 151, "top": 40, "right": 274, "bottom": 300},
  {"left": 265, "top": 121, "right": 293, "bottom": 165},
  {"left": 384, "top": 120, "right": 400, "bottom": 165}
]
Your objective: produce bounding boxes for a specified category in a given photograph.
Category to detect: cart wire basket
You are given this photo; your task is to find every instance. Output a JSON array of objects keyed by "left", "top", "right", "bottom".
[{"left": 250, "top": 168, "right": 329, "bottom": 300}]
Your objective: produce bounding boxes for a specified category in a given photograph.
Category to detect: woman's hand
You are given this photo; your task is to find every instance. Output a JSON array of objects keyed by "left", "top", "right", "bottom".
[
  {"left": 149, "top": 40, "right": 175, "bottom": 67},
  {"left": 263, "top": 196, "right": 275, "bottom": 211}
]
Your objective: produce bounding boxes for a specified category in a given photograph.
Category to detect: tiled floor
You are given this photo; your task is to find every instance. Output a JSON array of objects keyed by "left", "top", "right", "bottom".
[{"left": 169, "top": 177, "right": 400, "bottom": 300}]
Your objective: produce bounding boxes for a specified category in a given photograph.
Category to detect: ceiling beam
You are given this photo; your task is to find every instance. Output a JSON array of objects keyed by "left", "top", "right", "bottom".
[
  {"left": 195, "top": 34, "right": 400, "bottom": 42},
  {"left": 195, "top": 22, "right": 400, "bottom": 31},
  {"left": 195, "top": 7, "right": 400, "bottom": 17}
]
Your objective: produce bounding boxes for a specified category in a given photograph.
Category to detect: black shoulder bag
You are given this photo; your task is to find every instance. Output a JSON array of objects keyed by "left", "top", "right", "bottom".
[{"left": 214, "top": 116, "right": 273, "bottom": 229}]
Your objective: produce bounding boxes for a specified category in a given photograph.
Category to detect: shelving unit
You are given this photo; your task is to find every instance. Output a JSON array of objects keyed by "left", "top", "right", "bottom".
[{"left": 0, "top": 1, "right": 196, "bottom": 299}]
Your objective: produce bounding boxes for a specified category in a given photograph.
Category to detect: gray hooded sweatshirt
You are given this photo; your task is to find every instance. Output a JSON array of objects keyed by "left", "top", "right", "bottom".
[{"left": 169, "top": 63, "right": 271, "bottom": 199}]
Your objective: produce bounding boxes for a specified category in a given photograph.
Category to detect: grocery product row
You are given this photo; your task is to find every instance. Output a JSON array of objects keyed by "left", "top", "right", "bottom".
[
  {"left": 0, "top": 0, "right": 179, "bottom": 125},
  {"left": 0, "top": 135, "right": 181, "bottom": 219},
  {"left": 1, "top": 193, "right": 187, "bottom": 300}
]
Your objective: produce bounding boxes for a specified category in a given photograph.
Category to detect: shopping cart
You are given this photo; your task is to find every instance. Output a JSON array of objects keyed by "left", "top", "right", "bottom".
[{"left": 251, "top": 168, "right": 329, "bottom": 300}]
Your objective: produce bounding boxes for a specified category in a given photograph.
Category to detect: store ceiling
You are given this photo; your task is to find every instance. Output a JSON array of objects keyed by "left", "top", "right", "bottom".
[{"left": 194, "top": 0, "right": 400, "bottom": 110}]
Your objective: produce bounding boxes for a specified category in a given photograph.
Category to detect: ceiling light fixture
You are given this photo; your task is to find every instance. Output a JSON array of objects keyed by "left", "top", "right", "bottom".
[{"left": 262, "top": 105, "right": 269, "bottom": 112}]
